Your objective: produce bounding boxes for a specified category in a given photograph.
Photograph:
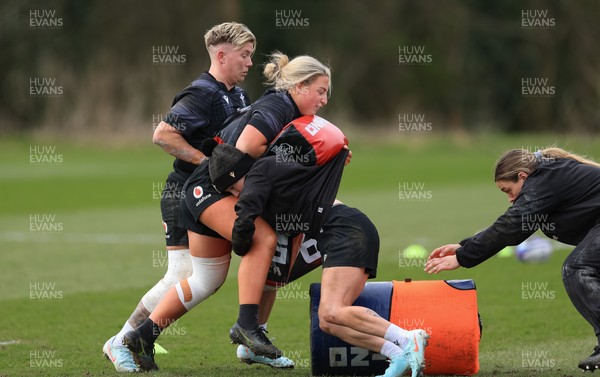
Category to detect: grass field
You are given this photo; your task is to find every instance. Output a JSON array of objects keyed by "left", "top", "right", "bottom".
[{"left": 1, "top": 133, "right": 599, "bottom": 376}]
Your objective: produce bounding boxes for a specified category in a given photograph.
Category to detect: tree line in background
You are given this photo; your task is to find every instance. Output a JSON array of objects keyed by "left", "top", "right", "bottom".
[{"left": 1, "top": 0, "right": 599, "bottom": 138}]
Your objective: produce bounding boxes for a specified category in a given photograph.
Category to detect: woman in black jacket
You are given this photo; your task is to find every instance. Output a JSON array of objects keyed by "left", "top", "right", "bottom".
[{"left": 425, "top": 147, "right": 600, "bottom": 372}]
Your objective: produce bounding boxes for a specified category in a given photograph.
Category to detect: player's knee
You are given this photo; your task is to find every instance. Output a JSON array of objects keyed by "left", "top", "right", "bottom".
[
  {"left": 163, "top": 249, "right": 193, "bottom": 285},
  {"left": 562, "top": 260, "right": 573, "bottom": 280},
  {"left": 318, "top": 305, "right": 339, "bottom": 334},
  {"left": 319, "top": 321, "right": 334, "bottom": 335},
  {"left": 175, "top": 254, "right": 230, "bottom": 311},
  {"left": 259, "top": 232, "right": 277, "bottom": 253},
  {"left": 254, "top": 224, "right": 277, "bottom": 250},
  {"left": 163, "top": 263, "right": 192, "bottom": 286},
  {"left": 562, "top": 258, "right": 589, "bottom": 280}
]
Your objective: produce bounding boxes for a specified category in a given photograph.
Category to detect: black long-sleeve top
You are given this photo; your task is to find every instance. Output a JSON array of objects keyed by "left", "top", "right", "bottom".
[
  {"left": 233, "top": 150, "right": 348, "bottom": 242},
  {"left": 457, "top": 158, "right": 600, "bottom": 268}
]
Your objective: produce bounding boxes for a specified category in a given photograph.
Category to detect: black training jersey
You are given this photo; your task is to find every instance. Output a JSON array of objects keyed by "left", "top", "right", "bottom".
[
  {"left": 457, "top": 158, "right": 600, "bottom": 268},
  {"left": 217, "top": 89, "right": 301, "bottom": 146},
  {"left": 234, "top": 149, "right": 348, "bottom": 241},
  {"left": 164, "top": 72, "right": 249, "bottom": 184}
]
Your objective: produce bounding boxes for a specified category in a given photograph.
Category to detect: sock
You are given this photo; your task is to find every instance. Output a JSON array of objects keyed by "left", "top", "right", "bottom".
[
  {"left": 384, "top": 324, "right": 412, "bottom": 349},
  {"left": 137, "top": 318, "right": 162, "bottom": 344},
  {"left": 114, "top": 321, "right": 134, "bottom": 345},
  {"left": 112, "top": 249, "right": 191, "bottom": 345},
  {"left": 142, "top": 249, "right": 192, "bottom": 311},
  {"left": 259, "top": 323, "right": 267, "bottom": 331},
  {"left": 238, "top": 304, "right": 259, "bottom": 330},
  {"left": 380, "top": 340, "right": 403, "bottom": 359}
]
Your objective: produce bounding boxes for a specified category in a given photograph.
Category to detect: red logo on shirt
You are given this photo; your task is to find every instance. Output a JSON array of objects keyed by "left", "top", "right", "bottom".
[{"left": 193, "top": 186, "right": 203, "bottom": 199}]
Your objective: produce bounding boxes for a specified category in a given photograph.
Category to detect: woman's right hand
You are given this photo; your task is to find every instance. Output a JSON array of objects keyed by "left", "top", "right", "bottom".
[
  {"left": 427, "top": 243, "right": 461, "bottom": 261},
  {"left": 423, "top": 244, "right": 461, "bottom": 273}
]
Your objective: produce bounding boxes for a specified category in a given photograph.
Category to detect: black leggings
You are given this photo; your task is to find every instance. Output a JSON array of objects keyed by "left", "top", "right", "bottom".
[{"left": 562, "top": 222, "right": 600, "bottom": 345}]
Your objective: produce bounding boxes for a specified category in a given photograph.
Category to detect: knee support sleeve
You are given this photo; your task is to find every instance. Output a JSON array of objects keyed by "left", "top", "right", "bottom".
[
  {"left": 163, "top": 249, "right": 193, "bottom": 284},
  {"left": 175, "top": 254, "right": 231, "bottom": 311}
]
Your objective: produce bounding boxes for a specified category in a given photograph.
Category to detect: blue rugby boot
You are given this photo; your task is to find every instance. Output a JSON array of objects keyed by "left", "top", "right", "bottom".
[
  {"left": 237, "top": 344, "right": 295, "bottom": 368},
  {"left": 402, "top": 329, "right": 429, "bottom": 377},
  {"left": 103, "top": 335, "right": 140, "bottom": 372},
  {"left": 377, "top": 354, "right": 410, "bottom": 377}
]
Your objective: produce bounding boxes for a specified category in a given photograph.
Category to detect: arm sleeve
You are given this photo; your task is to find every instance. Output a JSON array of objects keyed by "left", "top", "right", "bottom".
[{"left": 456, "top": 178, "right": 558, "bottom": 268}]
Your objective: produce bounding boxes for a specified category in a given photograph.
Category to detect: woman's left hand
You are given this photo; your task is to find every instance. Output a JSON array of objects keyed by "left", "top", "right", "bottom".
[{"left": 343, "top": 145, "right": 352, "bottom": 166}]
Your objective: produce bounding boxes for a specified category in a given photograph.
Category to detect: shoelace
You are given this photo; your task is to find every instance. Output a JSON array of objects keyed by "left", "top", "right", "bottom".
[
  {"left": 253, "top": 327, "right": 273, "bottom": 345},
  {"left": 140, "top": 338, "right": 156, "bottom": 359}
]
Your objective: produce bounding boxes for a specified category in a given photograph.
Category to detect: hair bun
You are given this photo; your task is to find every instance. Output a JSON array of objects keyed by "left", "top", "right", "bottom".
[{"left": 200, "top": 138, "right": 219, "bottom": 157}]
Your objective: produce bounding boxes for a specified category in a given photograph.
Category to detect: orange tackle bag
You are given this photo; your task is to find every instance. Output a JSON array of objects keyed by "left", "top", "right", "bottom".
[{"left": 309, "top": 279, "right": 481, "bottom": 376}]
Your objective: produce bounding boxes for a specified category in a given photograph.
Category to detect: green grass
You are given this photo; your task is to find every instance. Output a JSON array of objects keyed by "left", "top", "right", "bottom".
[{"left": 1, "top": 133, "right": 599, "bottom": 376}]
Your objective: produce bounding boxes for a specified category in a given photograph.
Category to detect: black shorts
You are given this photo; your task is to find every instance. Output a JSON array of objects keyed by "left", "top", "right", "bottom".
[
  {"left": 316, "top": 205, "right": 379, "bottom": 278},
  {"left": 160, "top": 180, "right": 189, "bottom": 247},
  {"left": 179, "top": 162, "right": 228, "bottom": 239}
]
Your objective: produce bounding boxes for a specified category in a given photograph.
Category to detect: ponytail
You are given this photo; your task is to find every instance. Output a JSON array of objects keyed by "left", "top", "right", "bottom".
[
  {"left": 262, "top": 51, "right": 331, "bottom": 95},
  {"left": 494, "top": 147, "right": 600, "bottom": 182}
]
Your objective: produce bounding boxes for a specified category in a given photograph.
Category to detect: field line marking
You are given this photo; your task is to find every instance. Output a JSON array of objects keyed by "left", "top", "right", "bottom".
[
  {"left": 0, "top": 340, "right": 21, "bottom": 346},
  {"left": 0, "top": 231, "right": 161, "bottom": 244}
]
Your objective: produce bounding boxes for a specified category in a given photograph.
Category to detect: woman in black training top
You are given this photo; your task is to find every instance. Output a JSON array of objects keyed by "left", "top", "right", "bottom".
[{"left": 426, "top": 147, "right": 600, "bottom": 372}]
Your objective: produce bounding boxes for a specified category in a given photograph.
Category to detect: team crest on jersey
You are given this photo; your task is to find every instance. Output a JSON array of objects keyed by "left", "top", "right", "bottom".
[
  {"left": 193, "top": 186, "right": 204, "bottom": 199},
  {"left": 162, "top": 221, "right": 168, "bottom": 234},
  {"left": 271, "top": 143, "right": 295, "bottom": 158},
  {"left": 222, "top": 95, "right": 230, "bottom": 105},
  {"left": 240, "top": 93, "right": 247, "bottom": 106}
]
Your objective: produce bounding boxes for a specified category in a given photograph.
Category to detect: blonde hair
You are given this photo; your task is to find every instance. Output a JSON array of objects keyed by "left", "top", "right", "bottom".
[
  {"left": 494, "top": 147, "right": 600, "bottom": 182},
  {"left": 204, "top": 22, "right": 256, "bottom": 51},
  {"left": 263, "top": 51, "right": 331, "bottom": 96}
]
